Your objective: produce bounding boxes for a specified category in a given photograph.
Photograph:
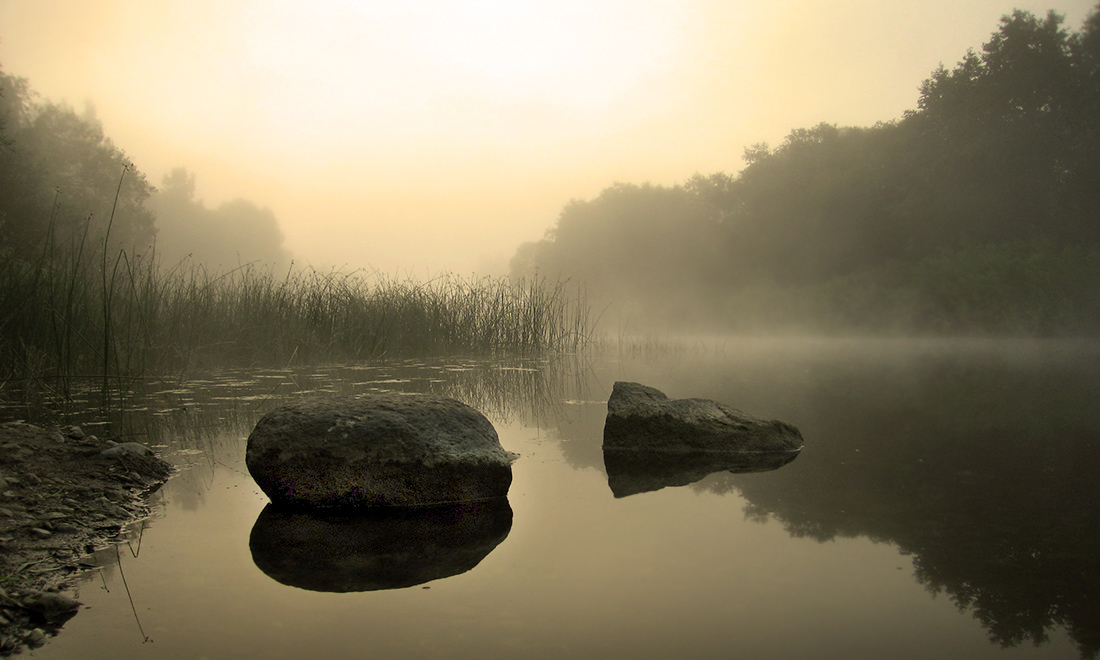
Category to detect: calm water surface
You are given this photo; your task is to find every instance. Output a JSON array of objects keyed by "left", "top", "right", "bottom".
[{"left": 20, "top": 338, "right": 1100, "bottom": 660}]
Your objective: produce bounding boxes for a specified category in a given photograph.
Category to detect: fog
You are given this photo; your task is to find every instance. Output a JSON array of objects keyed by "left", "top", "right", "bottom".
[{"left": 3, "top": 0, "right": 1095, "bottom": 276}]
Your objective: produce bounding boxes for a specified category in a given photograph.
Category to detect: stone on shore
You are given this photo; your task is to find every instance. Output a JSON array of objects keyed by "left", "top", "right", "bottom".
[
  {"left": 602, "top": 381, "right": 804, "bottom": 453},
  {"left": 246, "top": 394, "right": 516, "bottom": 509}
]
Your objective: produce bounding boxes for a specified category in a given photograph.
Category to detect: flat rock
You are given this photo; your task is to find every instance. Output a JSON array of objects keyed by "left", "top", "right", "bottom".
[
  {"left": 246, "top": 394, "right": 516, "bottom": 509},
  {"left": 603, "top": 381, "right": 804, "bottom": 453}
]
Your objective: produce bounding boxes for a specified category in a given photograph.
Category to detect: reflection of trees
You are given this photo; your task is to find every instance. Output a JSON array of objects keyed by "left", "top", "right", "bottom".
[{"left": 711, "top": 353, "right": 1100, "bottom": 658}]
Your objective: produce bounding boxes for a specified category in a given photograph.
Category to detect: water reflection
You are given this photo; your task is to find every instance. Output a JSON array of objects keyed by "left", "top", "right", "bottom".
[
  {"left": 659, "top": 343, "right": 1100, "bottom": 659},
  {"left": 602, "top": 449, "right": 800, "bottom": 498},
  {"left": 248, "top": 499, "right": 513, "bottom": 592},
  {"left": 12, "top": 340, "right": 1100, "bottom": 659},
  {"left": 4, "top": 355, "right": 595, "bottom": 455}
]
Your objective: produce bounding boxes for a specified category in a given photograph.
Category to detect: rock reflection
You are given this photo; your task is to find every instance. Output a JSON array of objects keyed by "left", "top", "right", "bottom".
[
  {"left": 249, "top": 498, "right": 512, "bottom": 592},
  {"left": 603, "top": 449, "right": 800, "bottom": 498}
]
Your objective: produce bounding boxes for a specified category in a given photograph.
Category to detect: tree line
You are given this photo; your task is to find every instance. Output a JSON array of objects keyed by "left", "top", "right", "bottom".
[
  {"left": 0, "top": 68, "right": 290, "bottom": 269},
  {"left": 511, "top": 7, "right": 1100, "bottom": 335}
]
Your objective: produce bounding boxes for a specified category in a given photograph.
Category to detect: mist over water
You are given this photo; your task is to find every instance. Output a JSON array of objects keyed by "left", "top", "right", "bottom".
[
  {"left": 10, "top": 338, "right": 1096, "bottom": 660},
  {"left": 2, "top": 2, "right": 1100, "bottom": 657}
]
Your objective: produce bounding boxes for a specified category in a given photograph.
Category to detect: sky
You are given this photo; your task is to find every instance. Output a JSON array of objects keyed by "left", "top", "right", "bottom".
[{"left": 1, "top": 0, "right": 1097, "bottom": 275}]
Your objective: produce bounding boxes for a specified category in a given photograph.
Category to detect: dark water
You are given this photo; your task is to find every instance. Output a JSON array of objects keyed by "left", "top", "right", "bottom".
[{"left": 20, "top": 338, "right": 1100, "bottom": 660}]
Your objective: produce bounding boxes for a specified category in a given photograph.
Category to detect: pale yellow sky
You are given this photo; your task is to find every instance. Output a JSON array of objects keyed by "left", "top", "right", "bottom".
[{"left": 1, "top": 0, "right": 1095, "bottom": 274}]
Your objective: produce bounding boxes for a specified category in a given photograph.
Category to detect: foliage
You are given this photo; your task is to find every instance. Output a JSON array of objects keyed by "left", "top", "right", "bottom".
[
  {"left": 0, "top": 237, "right": 591, "bottom": 404},
  {"left": 512, "top": 5, "right": 1100, "bottom": 336},
  {"left": 0, "top": 67, "right": 155, "bottom": 258},
  {"left": 705, "top": 241, "right": 1100, "bottom": 335},
  {"left": 149, "top": 167, "right": 293, "bottom": 270}
]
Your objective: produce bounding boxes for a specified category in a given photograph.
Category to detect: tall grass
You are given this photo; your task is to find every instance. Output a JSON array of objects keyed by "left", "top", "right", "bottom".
[{"left": 0, "top": 239, "right": 591, "bottom": 403}]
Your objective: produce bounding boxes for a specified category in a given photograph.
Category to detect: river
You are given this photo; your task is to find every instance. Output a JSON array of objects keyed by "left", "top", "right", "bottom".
[{"left": 22, "top": 337, "right": 1100, "bottom": 660}]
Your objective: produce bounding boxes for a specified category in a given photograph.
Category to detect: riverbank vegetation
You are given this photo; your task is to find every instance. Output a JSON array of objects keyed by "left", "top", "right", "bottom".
[
  {"left": 512, "top": 7, "right": 1100, "bottom": 336},
  {"left": 0, "top": 242, "right": 589, "bottom": 401},
  {"left": 0, "top": 60, "right": 590, "bottom": 403}
]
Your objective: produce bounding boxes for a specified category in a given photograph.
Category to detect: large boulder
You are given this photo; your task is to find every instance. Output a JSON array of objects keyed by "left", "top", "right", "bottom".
[
  {"left": 603, "top": 381, "right": 804, "bottom": 453},
  {"left": 246, "top": 394, "right": 516, "bottom": 509}
]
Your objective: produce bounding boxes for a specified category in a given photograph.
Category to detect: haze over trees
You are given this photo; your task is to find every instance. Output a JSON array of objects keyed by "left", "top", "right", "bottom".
[
  {"left": 512, "top": 6, "right": 1100, "bottom": 335},
  {"left": 0, "top": 67, "right": 291, "bottom": 271},
  {"left": 150, "top": 168, "right": 292, "bottom": 270},
  {"left": 0, "top": 70, "right": 155, "bottom": 258},
  {"left": 0, "top": 60, "right": 585, "bottom": 388}
]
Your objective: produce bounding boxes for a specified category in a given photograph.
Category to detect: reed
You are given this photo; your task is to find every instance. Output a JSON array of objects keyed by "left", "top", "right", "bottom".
[{"left": 0, "top": 239, "right": 592, "bottom": 405}]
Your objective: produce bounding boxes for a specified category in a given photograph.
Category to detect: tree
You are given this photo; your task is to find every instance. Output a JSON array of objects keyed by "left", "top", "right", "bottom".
[
  {"left": 509, "top": 6, "right": 1100, "bottom": 333},
  {"left": 0, "top": 67, "right": 30, "bottom": 151},
  {"left": 149, "top": 167, "right": 292, "bottom": 270},
  {"left": 908, "top": 9, "right": 1088, "bottom": 243},
  {"left": 0, "top": 73, "right": 156, "bottom": 258},
  {"left": 1065, "top": 4, "right": 1100, "bottom": 230}
]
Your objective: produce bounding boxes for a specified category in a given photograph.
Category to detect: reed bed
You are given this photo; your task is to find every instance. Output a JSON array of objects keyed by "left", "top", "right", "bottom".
[{"left": 0, "top": 244, "right": 591, "bottom": 402}]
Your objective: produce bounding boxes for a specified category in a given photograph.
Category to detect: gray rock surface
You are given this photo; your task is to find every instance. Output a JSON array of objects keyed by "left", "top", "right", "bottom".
[
  {"left": 98, "top": 442, "right": 153, "bottom": 459},
  {"left": 603, "top": 381, "right": 804, "bottom": 453},
  {"left": 246, "top": 394, "right": 516, "bottom": 509}
]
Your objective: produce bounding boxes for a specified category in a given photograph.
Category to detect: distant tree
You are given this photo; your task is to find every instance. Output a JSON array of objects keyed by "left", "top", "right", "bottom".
[
  {"left": 0, "top": 66, "right": 155, "bottom": 258},
  {"left": 0, "top": 67, "right": 32, "bottom": 258},
  {"left": 510, "top": 6, "right": 1100, "bottom": 332},
  {"left": 1065, "top": 4, "right": 1100, "bottom": 229},
  {"left": 0, "top": 68, "right": 30, "bottom": 151},
  {"left": 511, "top": 182, "right": 719, "bottom": 306},
  {"left": 149, "top": 167, "right": 292, "bottom": 270},
  {"left": 908, "top": 9, "right": 1091, "bottom": 243}
]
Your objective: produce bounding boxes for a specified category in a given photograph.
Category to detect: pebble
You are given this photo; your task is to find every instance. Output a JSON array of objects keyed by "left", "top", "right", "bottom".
[
  {"left": 29, "top": 528, "right": 51, "bottom": 539},
  {"left": 106, "top": 489, "right": 129, "bottom": 502},
  {"left": 0, "top": 508, "right": 12, "bottom": 518},
  {"left": 66, "top": 426, "right": 84, "bottom": 439},
  {"left": 23, "top": 628, "right": 45, "bottom": 647},
  {"left": 24, "top": 592, "right": 82, "bottom": 622},
  {"left": 98, "top": 443, "right": 152, "bottom": 459},
  {"left": 23, "top": 474, "right": 40, "bottom": 486}
]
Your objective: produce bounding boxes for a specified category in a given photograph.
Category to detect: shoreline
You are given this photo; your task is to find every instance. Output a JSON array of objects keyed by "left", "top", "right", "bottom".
[{"left": 0, "top": 422, "right": 171, "bottom": 655}]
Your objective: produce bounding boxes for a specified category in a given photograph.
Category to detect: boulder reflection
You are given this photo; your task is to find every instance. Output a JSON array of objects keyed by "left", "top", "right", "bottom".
[
  {"left": 249, "top": 498, "right": 512, "bottom": 592},
  {"left": 603, "top": 448, "right": 800, "bottom": 498}
]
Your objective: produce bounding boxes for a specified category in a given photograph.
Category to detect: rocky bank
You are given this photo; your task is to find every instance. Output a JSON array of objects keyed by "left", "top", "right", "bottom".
[{"left": 0, "top": 421, "right": 172, "bottom": 655}]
